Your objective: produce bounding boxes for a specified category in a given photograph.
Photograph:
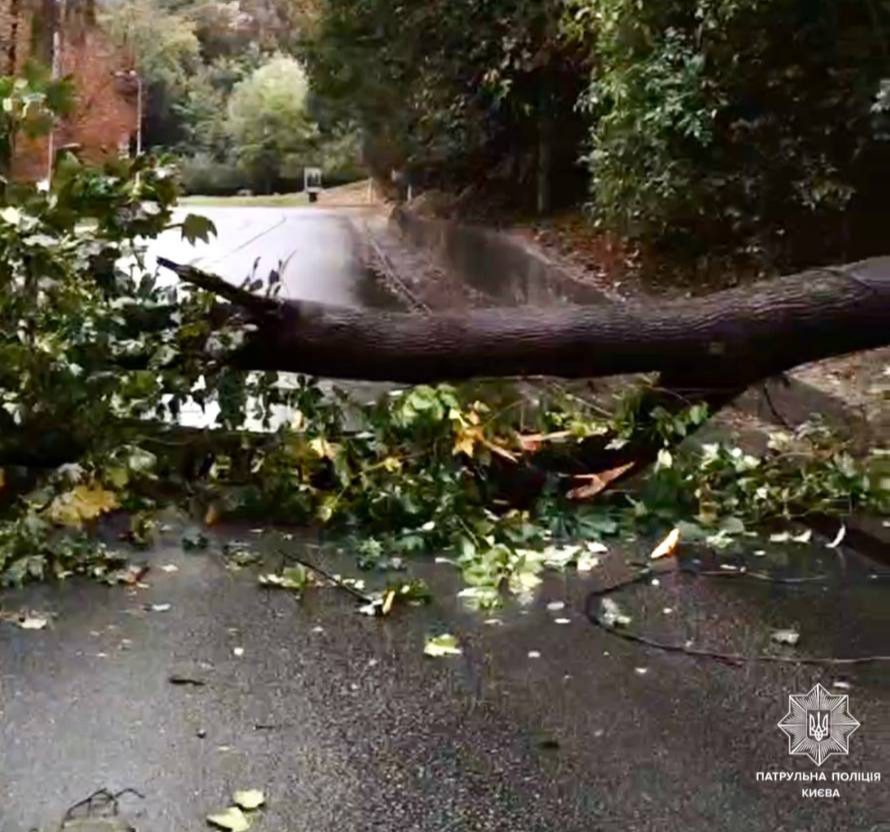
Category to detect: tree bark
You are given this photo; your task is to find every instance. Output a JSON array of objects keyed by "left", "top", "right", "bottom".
[
  {"left": 7, "top": 257, "right": 889, "bottom": 486},
  {"left": 159, "top": 257, "right": 890, "bottom": 388}
]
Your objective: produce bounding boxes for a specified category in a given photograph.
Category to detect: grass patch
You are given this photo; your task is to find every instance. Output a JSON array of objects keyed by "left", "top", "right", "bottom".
[{"left": 180, "top": 192, "right": 309, "bottom": 208}]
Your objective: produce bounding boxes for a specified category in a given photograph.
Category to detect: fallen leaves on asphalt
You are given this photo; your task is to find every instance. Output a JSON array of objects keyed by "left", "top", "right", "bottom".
[
  {"left": 233, "top": 789, "right": 265, "bottom": 811},
  {"left": 771, "top": 628, "right": 801, "bottom": 646},
  {"left": 207, "top": 788, "right": 265, "bottom": 830},
  {"left": 258, "top": 565, "right": 309, "bottom": 592},
  {"left": 0, "top": 610, "right": 51, "bottom": 630},
  {"left": 600, "top": 597, "right": 632, "bottom": 628},
  {"left": 423, "top": 633, "right": 462, "bottom": 657},
  {"left": 207, "top": 806, "right": 250, "bottom": 832},
  {"left": 108, "top": 563, "right": 150, "bottom": 586},
  {"left": 650, "top": 527, "right": 680, "bottom": 560},
  {"left": 19, "top": 614, "right": 49, "bottom": 630},
  {"left": 182, "top": 530, "right": 209, "bottom": 551},
  {"left": 770, "top": 528, "right": 813, "bottom": 544}
]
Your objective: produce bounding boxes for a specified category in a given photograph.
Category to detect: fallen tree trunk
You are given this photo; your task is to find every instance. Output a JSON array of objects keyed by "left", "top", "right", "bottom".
[{"left": 161, "top": 257, "right": 890, "bottom": 387}]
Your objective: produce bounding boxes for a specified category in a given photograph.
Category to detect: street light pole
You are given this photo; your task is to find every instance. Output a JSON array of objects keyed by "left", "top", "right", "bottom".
[
  {"left": 114, "top": 69, "right": 143, "bottom": 156},
  {"left": 135, "top": 72, "right": 143, "bottom": 155},
  {"left": 46, "top": 2, "right": 63, "bottom": 183}
]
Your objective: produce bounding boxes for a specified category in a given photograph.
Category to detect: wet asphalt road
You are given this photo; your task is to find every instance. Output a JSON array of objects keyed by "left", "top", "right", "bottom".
[
  {"left": 145, "top": 205, "right": 401, "bottom": 430},
  {"left": 148, "top": 206, "right": 396, "bottom": 308},
  {"left": 1, "top": 526, "right": 888, "bottom": 832}
]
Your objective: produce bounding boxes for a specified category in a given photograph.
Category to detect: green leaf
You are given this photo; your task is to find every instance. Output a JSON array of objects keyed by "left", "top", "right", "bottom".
[
  {"left": 258, "top": 565, "right": 308, "bottom": 592},
  {"left": 182, "top": 531, "right": 209, "bottom": 551},
  {"left": 182, "top": 213, "right": 217, "bottom": 244},
  {"left": 423, "top": 633, "right": 462, "bottom": 657}
]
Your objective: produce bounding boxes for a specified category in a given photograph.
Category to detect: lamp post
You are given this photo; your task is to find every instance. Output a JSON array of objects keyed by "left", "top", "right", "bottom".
[
  {"left": 114, "top": 69, "right": 143, "bottom": 155},
  {"left": 46, "top": 14, "right": 63, "bottom": 182}
]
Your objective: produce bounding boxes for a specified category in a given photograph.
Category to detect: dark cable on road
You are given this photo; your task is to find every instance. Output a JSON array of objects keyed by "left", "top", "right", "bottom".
[{"left": 584, "top": 561, "right": 890, "bottom": 666}]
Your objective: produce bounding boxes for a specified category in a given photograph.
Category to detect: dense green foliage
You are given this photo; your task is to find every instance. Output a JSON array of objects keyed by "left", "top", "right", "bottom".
[
  {"left": 0, "top": 64, "right": 74, "bottom": 173},
  {"left": 226, "top": 56, "right": 317, "bottom": 189},
  {"left": 300, "top": 0, "right": 586, "bottom": 202},
  {"left": 97, "top": 0, "right": 890, "bottom": 255},
  {"left": 567, "top": 0, "right": 890, "bottom": 258},
  {"left": 102, "top": 0, "right": 363, "bottom": 194},
  {"left": 304, "top": 0, "right": 890, "bottom": 260}
]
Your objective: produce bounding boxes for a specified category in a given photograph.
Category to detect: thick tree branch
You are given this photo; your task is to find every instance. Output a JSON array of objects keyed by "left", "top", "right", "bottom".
[
  {"left": 157, "top": 257, "right": 280, "bottom": 316},
  {"left": 163, "top": 257, "right": 890, "bottom": 386}
]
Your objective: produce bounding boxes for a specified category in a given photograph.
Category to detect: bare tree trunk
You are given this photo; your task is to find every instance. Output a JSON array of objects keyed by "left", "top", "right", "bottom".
[
  {"left": 158, "top": 258, "right": 890, "bottom": 388},
  {"left": 6, "top": 257, "right": 889, "bottom": 479},
  {"left": 6, "top": 0, "right": 20, "bottom": 74},
  {"left": 536, "top": 83, "right": 552, "bottom": 216}
]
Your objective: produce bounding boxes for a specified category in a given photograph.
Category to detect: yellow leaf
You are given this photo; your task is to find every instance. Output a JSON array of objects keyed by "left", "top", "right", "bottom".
[
  {"left": 207, "top": 806, "right": 250, "bottom": 832},
  {"left": 309, "top": 436, "right": 339, "bottom": 460},
  {"left": 650, "top": 527, "right": 681, "bottom": 560},
  {"left": 381, "top": 589, "right": 396, "bottom": 616},
  {"left": 0, "top": 467, "right": 5, "bottom": 490},
  {"left": 453, "top": 426, "right": 482, "bottom": 458},
  {"left": 232, "top": 789, "right": 265, "bottom": 810},
  {"left": 47, "top": 483, "right": 119, "bottom": 528},
  {"left": 423, "top": 633, "right": 462, "bottom": 657},
  {"left": 204, "top": 502, "right": 221, "bottom": 527}
]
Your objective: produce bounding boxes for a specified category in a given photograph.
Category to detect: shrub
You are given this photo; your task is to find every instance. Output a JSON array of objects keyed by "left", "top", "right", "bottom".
[
  {"left": 568, "top": 0, "right": 890, "bottom": 261},
  {"left": 178, "top": 153, "right": 253, "bottom": 195}
]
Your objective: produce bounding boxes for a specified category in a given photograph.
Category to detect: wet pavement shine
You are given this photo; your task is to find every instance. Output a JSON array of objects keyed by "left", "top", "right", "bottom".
[
  {"left": 0, "top": 526, "right": 888, "bottom": 831},
  {"left": 148, "top": 206, "right": 399, "bottom": 309}
]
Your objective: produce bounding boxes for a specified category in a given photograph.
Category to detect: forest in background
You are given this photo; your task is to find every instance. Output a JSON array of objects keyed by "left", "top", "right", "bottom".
[
  {"left": 100, "top": 0, "right": 363, "bottom": 194},
  {"left": 99, "top": 0, "right": 890, "bottom": 272},
  {"left": 299, "top": 0, "right": 890, "bottom": 272}
]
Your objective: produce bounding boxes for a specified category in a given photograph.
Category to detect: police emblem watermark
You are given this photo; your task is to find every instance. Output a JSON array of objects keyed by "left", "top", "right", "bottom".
[
  {"left": 756, "top": 683, "right": 881, "bottom": 799},
  {"left": 777, "top": 682, "right": 860, "bottom": 766}
]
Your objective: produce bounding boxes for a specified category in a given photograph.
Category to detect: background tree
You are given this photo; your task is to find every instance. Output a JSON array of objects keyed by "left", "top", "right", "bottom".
[
  {"left": 565, "top": 0, "right": 890, "bottom": 265},
  {"left": 302, "top": 0, "right": 890, "bottom": 267},
  {"left": 101, "top": 0, "right": 358, "bottom": 194},
  {"left": 226, "top": 54, "right": 317, "bottom": 191},
  {"left": 300, "top": 0, "right": 586, "bottom": 211},
  {"left": 100, "top": 0, "right": 201, "bottom": 147}
]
